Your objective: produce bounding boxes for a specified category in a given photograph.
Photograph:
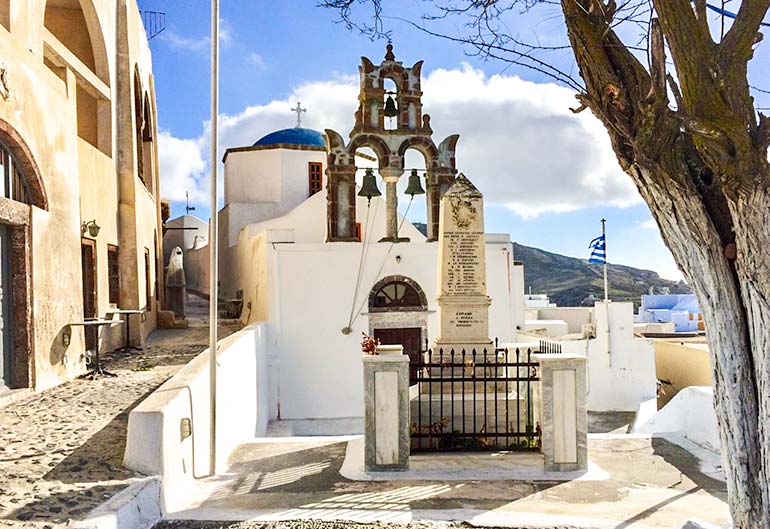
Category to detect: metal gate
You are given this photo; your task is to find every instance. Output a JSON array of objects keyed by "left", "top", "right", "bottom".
[{"left": 409, "top": 340, "right": 543, "bottom": 452}]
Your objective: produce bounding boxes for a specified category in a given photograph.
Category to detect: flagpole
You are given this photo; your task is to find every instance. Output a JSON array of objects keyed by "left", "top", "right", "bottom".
[
  {"left": 208, "top": 0, "right": 219, "bottom": 477},
  {"left": 602, "top": 218, "right": 608, "bottom": 302}
]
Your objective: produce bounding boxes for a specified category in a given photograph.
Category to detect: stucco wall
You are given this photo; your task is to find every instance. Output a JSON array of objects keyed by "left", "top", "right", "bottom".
[
  {"left": 0, "top": 0, "right": 161, "bottom": 390},
  {"left": 223, "top": 148, "right": 326, "bottom": 246},
  {"left": 654, "top": 340, "right": 712, "bottom": 407},
  {"left": 520, "top": 302, "right": 657, "bottom": 412},
  {"left": 532, "top": 307, "right": 594, "bottom": 335},
  {"left": 124, "top": 323, "right": 270, "bottom": 513}
]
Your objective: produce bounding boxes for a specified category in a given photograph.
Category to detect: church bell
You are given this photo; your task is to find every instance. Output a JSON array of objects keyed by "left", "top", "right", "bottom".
[
  {"left": 358, "top": 168, "right": 382, "bottom": 201},
  {"left": 405, "top": 169, "right": 425, "bottom": 196},
  {"left": 383, "top": 94, "right": 398, "bottom": 118}
]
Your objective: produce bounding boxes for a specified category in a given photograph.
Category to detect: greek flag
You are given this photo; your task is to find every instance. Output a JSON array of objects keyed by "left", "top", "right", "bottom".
[{"left": 588, "top": 235, "right": 606, "bottom": 264}]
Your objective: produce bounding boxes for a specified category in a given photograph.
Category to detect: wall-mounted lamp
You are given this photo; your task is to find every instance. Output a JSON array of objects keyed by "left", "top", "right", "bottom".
[{"left": 81, "top": 219, "right": 101, "bottom": 238}]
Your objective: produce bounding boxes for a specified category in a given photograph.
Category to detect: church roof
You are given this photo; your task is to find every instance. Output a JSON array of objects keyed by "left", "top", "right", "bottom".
[{"left": 253, "top": 127, "right": 326, "bottom": 148}]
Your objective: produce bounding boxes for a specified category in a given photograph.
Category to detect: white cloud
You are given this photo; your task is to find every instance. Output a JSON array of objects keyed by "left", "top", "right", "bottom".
[
  {"left": 247, "top": 52, "right": 266, "bottom": 70},
  {"left": 637, "top": 219, "right": 658, "bottom": 231},
  {"left": 157, "top": 131, "right": 207, "bottom": 203},
  {"left": 159, "top": 30, "right": 209, "bottom": 51},
  {"left": 158, "top": 19, "right": 233, "bottom": 54},
  {"left": 159, "top": 65, "right": 639, "bottom": 217}
]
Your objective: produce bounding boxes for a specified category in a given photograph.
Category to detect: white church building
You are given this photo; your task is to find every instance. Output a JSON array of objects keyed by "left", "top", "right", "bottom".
[{"left": 185, "top": 45, "right": 527, "bottom": 429}]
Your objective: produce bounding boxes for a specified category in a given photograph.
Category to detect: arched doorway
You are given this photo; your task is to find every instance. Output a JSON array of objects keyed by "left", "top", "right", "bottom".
[
  {"left": 0, "top": 123, "right": 47, "bottom": 389},
  {"left": 368, "top": 275, "right": 428, "bottom": 379}
]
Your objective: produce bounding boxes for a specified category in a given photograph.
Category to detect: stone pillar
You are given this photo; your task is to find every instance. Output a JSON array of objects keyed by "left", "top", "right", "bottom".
[
  {"left": 384, "top": 178, "right": 398, "bottom": 240},
  {"left": 425, "top": 172, "right": 439, "bottom": 242},
  {"left": 326, "top": 167, "right": 357, "bottom": 242},
  {"left": 379, "top": 168, "right": 407, "bottom": 243},
  {"left": 535, "top": 353, "right": 588, "bottom": 472},
  {"left": 426, "top": 169, "right": 456, "bottom": 242},
  {"left": 363, "top": 348, "right": 410, "bottom": 472}
]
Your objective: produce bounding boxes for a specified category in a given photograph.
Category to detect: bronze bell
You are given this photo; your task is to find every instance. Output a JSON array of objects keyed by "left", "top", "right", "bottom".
[
  {"left": 405, "top": 169, "right": 425, "bottom": 196},
  {"left": 358, "top": 168, "right": 382, "bottom": 201},
  {"left": 384, "top": 94, "right": 398, "bottom": 118}
]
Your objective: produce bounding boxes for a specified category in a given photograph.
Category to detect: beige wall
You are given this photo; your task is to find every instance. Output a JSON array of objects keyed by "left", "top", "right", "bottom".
[
  {"left": 654, "top": 340, "right": 712, "bottom": 407},
  {"left": 0, "top": 0, "right": 162, "bottom": 390}
]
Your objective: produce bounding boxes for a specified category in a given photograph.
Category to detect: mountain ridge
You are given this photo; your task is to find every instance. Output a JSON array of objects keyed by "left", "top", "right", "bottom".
[{"left": 513, "top": 242, "right": 690, "bottom": 307}]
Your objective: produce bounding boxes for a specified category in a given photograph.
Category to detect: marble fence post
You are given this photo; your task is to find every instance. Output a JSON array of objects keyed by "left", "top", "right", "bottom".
[
  {"left": 363, "top": 346, "right": 410, "bottom": 471},
  {"left": 534, "top": 353, "right": 588, "bottom": 472}
]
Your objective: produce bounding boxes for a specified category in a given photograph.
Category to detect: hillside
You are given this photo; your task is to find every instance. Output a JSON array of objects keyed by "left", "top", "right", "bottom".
[{"left": 513, "top": 242, "right": 690, "bottom": 307}]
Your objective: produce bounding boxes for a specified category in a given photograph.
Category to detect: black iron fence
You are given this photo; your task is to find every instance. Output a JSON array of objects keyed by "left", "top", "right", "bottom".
[
  {"left": 538, "top": 339, "right": 562, "bottom": 355},
  {"left": 409, "top": 340, "right": 541, "bottom": 452}
]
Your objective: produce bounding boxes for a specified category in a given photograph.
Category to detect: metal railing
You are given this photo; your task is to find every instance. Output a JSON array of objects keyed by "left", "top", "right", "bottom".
[
  {"left": 538, "top": 339, "right": 563, "bottom": 355},
  {"left": 409, "top": 340, "right": 540, "bottom": 452}
]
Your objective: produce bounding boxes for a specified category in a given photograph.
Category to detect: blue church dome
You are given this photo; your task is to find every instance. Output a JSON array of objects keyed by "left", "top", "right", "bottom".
[{"left": 253, "top": 127, "right": 326, "bottom": 148}]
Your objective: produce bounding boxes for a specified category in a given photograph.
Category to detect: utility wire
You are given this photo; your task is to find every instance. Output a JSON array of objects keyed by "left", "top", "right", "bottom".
[
  {"left": 348, "top": 196, "right": 415, "bottom": 329},
  {"left": 344, "top": 198, "right": 377, "bottom": 333}
]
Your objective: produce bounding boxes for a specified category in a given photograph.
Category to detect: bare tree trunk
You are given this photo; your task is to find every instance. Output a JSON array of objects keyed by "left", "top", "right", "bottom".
[
  {"left": 559, "top": 1, "right": 770, "bottom": 526},
  {"left": 632, "top": 163, "right": 769, "bottom": 527}
]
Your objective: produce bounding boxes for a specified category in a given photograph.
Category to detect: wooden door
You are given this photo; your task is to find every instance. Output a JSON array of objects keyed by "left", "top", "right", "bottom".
[
  {"left": 81, "top": 240, "right": 97, "bottom": 319},
  {"left": 0, "top": 225, "right": 11, "bottom": 389},
  {"left": 81, "top": 240, "right": 97, "bottom": 351},
  {"left": 374, "top": 327, "right": 423, "bottom": 380}
]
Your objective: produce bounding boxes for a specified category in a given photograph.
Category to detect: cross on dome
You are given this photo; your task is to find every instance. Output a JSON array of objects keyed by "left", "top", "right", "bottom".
[{"left": 291, "top": 101, "right": 307, "bottom": 128}]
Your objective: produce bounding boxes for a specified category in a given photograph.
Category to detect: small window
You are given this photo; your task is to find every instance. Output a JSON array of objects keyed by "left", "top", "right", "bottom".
[
  {"left": 0, "top": 141, "right": 30, "bottom": 204},
  {"left": 108, "top": 245, "right": 120, "bottom": 305},
  {"left": 144, "top": 248, "right": 152, "bottom": 310},
  {"left": 372, "top": 281, "right": 423, "bottom": 310},
  {"left": 308, "top": 162, "right": 323, "bottom": 196}
]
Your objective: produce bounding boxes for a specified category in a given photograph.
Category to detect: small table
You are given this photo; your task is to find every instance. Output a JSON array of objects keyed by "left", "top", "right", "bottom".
[
  {"left": 106, "top": 309, "right": 145, "bottom": 352},
  {"left": 70, "top": 319, "right": 117, "bottom": 380}
]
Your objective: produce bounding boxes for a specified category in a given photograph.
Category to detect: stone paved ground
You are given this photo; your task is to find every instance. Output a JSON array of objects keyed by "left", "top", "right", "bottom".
[
  {"left": 155, "top": 522, "right": 540, "bottom": 529},
  {"left": 165, "top": 435, "right": 728, "bottom": 529},
  {"left": 0, "top": 296, "right": 241, "bottom": 528}
]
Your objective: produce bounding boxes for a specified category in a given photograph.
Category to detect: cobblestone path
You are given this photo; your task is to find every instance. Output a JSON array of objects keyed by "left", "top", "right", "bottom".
[{"left": 0, "top": 297, "right": 241, "bottom": 528}]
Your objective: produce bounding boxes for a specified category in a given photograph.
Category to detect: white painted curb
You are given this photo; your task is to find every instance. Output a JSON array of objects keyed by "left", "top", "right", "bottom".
[{"left": 71, "top": 476, "right": 161, "bottom": 529}]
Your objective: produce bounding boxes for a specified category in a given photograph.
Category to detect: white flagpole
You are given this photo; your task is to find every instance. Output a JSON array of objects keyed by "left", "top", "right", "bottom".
[
  {"left": 208, "top": 0, "right": 219, "bottom": 477},
  {"left": 602, "top": 218, "right": 608, "bottom": 302}
]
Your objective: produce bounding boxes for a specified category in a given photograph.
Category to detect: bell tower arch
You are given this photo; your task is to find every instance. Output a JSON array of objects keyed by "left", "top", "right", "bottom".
[{"left": 325, "top": 44, "right": 459, "bottom": 242}]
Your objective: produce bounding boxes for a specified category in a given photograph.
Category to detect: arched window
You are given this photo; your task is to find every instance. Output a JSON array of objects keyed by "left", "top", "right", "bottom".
[
  {"left": 134, "top": 69, "right": 144, "bottom": 184},
  {"left": 0, "top": 141, "right": 30, "bottom": 204},
  {"left": 371, "top": 280, "right": 424, "bottom": 310}
]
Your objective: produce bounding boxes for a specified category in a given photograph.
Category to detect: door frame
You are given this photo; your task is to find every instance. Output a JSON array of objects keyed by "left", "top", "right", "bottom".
[{"left": 81, "top": 238, "right": 98, "bottom": 319}]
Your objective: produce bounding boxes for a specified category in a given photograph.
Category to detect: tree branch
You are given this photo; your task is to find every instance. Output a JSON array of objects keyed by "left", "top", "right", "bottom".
[{"left": 720, "top": 0, "right": 770, "bottom": 63}]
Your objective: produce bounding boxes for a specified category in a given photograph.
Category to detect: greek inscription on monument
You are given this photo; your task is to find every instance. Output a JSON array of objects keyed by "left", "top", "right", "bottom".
[{"left": 435, "top": 174, "right": 492, "bottom": 347}]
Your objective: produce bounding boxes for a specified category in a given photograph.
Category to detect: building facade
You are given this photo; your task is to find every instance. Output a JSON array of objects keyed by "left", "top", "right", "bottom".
[{"left": 0, "top": 0, "right": 163, "bottom": 391}]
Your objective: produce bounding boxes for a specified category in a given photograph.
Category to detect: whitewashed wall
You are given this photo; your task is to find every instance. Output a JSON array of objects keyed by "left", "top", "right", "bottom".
[
  {"left": 124, "top": 323, "right": 270, "bottom": 513},
  {"left": 534, "top": 307, "right": 594, "bottom": 334},
  {"left": 223, "top": 148, "right": 327, "bottom": 246},
  {"left": 520, "top": 302, "right": 657, "bottom": 412},
  {"left": 564, "top": 302, "right": 656, "bottom": 412}
]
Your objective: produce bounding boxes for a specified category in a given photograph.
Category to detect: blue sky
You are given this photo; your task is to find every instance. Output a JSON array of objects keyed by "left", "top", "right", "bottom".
[{"left": 138, "top": 0, "right": 770, "bottom": 281}]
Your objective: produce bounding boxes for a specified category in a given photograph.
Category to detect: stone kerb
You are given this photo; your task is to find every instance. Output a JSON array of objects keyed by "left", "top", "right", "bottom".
[
  {"left": 363, "top": 347, "right": 410, "bottom": 472},
  {"left": 534, "top": 353, "right": 588, "bottom": 472}
]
